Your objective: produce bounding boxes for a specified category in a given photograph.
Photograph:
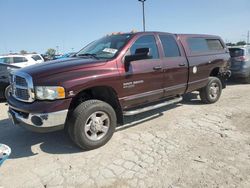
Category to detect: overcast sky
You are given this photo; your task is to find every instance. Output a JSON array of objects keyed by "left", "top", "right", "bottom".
[{"left": 0, "top": 0, "right": 249, "bottom": 54}]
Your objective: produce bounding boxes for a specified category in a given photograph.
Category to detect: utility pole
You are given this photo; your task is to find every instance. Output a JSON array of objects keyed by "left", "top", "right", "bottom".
[
  {"left": 138, "top": 0, "right": 146, "bottom": 32},
  {"left": 247, "top": 30, "right": 249, "bottom": 44}
]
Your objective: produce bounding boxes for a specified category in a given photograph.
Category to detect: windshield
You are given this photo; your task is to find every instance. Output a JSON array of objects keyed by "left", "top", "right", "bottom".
[
  {"left": 76, "top": 34, "right": 133, "bottom": 59},
  {"left": 229, "top": 48, "right": 244, "bottom": 57}
]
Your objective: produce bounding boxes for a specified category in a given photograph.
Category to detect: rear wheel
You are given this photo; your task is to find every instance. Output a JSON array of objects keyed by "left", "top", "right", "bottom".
[
  {"left": 199, "top": 77, "right": 222, "bottom": 104},
  {"left": 66, "top": 100, "right": 116, "bottom": 150}
]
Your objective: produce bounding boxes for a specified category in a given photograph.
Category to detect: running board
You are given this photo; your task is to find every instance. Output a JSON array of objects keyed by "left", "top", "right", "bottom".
[{"left": 123, "top": 96, "right": 183, "bottom": 116}]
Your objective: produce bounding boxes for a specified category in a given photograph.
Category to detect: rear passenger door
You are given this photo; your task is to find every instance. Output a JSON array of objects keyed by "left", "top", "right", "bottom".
[{"left": 159, "top": 34, "right": 188, "bottom": 97}]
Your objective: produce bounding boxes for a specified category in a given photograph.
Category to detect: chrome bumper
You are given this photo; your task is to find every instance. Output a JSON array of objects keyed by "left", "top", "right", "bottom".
[{"left": 8, "top": 108, "right": 68, "bottom": 132}]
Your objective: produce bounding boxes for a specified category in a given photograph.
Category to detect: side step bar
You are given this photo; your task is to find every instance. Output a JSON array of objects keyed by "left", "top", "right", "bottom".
[{"left": 123, "top": 96, "right": 183, "bottom": 116}]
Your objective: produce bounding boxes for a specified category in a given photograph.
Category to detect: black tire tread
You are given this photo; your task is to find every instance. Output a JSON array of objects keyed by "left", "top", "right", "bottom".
[
  {"left": 67, "top": 99, "right": 116, "bottom": 150},
  {"left": 199, "top": 77, "right": 222, "bottom": 104}
]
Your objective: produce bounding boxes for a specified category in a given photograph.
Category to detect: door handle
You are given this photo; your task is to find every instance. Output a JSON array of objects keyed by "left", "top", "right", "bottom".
[
  {"left": 178, "top": 63, "right": 186, "bottom": 67},
  {"left": 153, "top": 66, "right": 162, "bottom": 71}
]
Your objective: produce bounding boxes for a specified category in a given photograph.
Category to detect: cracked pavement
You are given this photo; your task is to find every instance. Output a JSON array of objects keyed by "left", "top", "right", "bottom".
[{"left": 0, "top": 83, "right": 250, "bottom": 188}]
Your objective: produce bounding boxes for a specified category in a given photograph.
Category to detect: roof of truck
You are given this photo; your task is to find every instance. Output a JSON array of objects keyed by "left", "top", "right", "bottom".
[
  {"left": 107, "top": 31, "right": 221, "bottom": 39},
  {"left": 111, "top": 31, "right": 221, "bottom": 39}
]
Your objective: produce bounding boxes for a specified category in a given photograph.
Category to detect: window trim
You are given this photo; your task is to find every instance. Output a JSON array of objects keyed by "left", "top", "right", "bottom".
[{"left": 127, "top": 34, "right": 160, "bottom": 60}]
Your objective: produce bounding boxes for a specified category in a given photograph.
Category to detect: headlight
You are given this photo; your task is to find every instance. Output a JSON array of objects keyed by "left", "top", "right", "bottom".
[{"left": 35, "top": 86, "right": 65, "bottom": 100}]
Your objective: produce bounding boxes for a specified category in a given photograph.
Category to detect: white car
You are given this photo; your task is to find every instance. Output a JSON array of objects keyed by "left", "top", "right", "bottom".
[{"left": 0, "top": 54, "right": 44, "bottom": 68}]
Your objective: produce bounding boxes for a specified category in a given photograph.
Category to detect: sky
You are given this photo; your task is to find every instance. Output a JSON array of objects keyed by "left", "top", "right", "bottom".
[{"left": 0, "top": 0, "right": 250, "bottom": 54}]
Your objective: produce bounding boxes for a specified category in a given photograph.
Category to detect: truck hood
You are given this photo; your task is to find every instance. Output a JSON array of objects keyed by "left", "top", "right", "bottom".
[{"left": 19, "top": 57, "right": 107, "bottom": 79}]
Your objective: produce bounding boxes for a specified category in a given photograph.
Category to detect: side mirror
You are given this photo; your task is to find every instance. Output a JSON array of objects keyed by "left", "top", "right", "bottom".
[{"left": 124, "top": 48, "right": 150, "bottom": 72}]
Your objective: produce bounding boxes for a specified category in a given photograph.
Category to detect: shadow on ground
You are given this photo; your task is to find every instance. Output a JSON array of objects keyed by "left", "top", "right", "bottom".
[
  {"left": 0, "top": 118, "right": 82, "bottom": 159},
  {"left": 227, "top": 79, "right": 247, "bottom": 85},
  {"left": 0, "top": 91, "right": 206, "bottom": 158}
]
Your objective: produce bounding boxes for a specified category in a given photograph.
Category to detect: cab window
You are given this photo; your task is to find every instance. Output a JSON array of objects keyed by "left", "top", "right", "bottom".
[
  {"left": 159, "top": 35, "right": 181, "bottom": 57},
  {"left": 13, "top": 57, "right": 27, "bottom": 63},
  {"left": 130, "top": 35, "right": 159, "bottom": 59}
]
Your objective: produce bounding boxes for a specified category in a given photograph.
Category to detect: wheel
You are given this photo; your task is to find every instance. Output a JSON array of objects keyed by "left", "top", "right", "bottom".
[
  {"left": 66, "top": 100, "right": 117, "bottom": 150},
  {"left": 199, "top": 77, "right": 222, "bottom": 104}
]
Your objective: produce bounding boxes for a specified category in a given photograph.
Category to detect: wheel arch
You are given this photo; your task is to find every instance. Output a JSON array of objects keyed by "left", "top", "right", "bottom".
[
  {"left": 209, "top": 67, "right": 226, "bottom": 88},
  {"left": 68, "top": 85, "right": 123, "bottom": 125}
]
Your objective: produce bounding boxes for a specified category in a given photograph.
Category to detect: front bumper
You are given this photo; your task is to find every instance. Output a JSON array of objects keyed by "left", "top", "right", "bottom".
[
  {"left": 8, "top": 108, "right": 68, "bottom": 133},
  {"left": 6, "top": 86, "right": 72, "bottom": 133}
]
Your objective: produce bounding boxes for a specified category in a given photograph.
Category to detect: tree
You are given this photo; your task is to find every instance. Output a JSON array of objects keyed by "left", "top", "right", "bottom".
[
  {"left": 46, "top": 48, "right": 56, "bottom": 58},
  {"left": 20, "top": 50, "right": 27, "bottom": 54},
  {"left": 226, "top": 43, "right": 236, "bottom": 46},
  {"left": 236, "top": 41, "right": 246, "bottom": 46}
]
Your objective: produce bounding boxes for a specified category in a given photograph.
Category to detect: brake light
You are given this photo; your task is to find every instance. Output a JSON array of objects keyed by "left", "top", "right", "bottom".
[{"left": 234, "top": 56, "right": 248, "bottom": 61}]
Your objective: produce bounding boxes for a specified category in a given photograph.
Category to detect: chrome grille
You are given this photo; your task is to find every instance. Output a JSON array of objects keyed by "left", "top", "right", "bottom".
[
  {"left": 10, "top": 71, "right": 34, "bottom": 103},
  {"left": 15, "top": 76, "right": 28, "bottom": 87},
  {"left": 15, "top": 88, "right": 30, "bottom": 100}
]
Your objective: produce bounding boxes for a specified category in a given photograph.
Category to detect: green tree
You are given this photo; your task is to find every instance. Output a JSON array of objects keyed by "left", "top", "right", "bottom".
[
  {"left": 236, "top": 41, "right": 246, "bottom": 46},
  {"left": 226, "top": 43, "right": 236, "bottom": 46},
  {"left": 20, "top": 50, "right": 27, "bottom": 54},
  {"left": 46, "top": 48, "right": 56, "bottom": 58}
]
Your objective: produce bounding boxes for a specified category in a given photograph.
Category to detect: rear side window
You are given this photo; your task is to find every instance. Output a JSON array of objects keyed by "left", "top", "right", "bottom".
[
  {"left": 0, "top": 57, "right": 12, "bottom": 64},
  {"left": 159, "top": 35, "right": 181, "bottom": 57},
  {"left": 32, "top": 55, "right": 42, "bottom": 61},
  {"left": 188, "top": 38, "right": 224, "bottom": 53},
  {"left": 130, "top": 35, "right": 159, "bottom": 59},
  {"left": 206, "top": 39, "right": 224, "bottom": 50},
  {"left": 13, "top": 57, "right": 28, "bottom": 63},
  {"left": 229, "top": 48, "right": 244, "bottom": 57}
]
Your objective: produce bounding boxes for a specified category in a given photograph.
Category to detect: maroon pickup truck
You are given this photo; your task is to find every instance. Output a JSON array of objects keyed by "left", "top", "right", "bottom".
[{"left": 6, "top": 32, "right": 231, "bottom": 150}]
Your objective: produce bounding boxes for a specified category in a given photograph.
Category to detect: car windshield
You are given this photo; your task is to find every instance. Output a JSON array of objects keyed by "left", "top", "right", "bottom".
[
  {"left": 76, "top": 34, "right": 133, "bottom": 59},
  {"left": 229, "top": 48, "right": 244, "bottom": 57}
]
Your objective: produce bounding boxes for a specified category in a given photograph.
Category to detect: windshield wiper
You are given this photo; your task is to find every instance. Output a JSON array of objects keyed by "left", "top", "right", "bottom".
[{"left": 77, "top": 53, "right": 99, "bottom": 59}]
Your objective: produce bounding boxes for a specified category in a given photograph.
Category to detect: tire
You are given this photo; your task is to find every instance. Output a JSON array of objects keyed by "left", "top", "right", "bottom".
[
  {"left": 199, "top": 77, "right": 222, "bottom": 104},
  {"left": 66, "top": 100, "right": 117, "bottom": 150}
]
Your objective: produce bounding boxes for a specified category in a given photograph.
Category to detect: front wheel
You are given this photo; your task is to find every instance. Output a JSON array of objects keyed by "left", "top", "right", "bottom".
[
  {"left": 67, "top": 100, "right": 117, "bottom": 150},
  {"left": 199, "top": 77, "right": 222, "bottom": 104}
]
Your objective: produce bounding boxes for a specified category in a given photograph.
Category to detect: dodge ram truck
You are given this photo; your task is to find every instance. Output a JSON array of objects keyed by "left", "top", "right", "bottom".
[{"left": 6, "top": 32, "right": 231, "bottom": 150}]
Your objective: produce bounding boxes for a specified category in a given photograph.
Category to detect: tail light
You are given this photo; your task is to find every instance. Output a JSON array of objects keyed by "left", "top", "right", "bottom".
[{"left": 234, "top": 56, "right": 248, "bottom": 62}]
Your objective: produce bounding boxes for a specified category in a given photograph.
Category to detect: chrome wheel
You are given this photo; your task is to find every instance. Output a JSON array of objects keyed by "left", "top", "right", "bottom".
[
  {"left": 84, "top": 111, "right": 110, "bottom": 141},
  {"left": 209, "top": 82, "right": 219, "bottom": 100}
]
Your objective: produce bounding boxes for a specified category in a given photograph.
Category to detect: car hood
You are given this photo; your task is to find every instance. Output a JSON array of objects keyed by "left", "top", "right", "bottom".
[{"left": 19, "top": 57, "right": 107, "bottom": 79}]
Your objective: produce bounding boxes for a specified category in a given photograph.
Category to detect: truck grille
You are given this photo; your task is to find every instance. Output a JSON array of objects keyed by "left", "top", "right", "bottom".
[
  {"left": 15, "top": 76, "right": 28, "bottom": 87},
  {"left": 10, "top": 72, "right": 34, "bottom": 103},
  {"left": 15, "top": 88, "right": 30, "bottom": 100}
]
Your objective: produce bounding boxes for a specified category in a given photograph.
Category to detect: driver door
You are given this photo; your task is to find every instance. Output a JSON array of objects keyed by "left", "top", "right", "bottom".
[{"left": 119, "top": 34, "right": 164, "bottom": 109}]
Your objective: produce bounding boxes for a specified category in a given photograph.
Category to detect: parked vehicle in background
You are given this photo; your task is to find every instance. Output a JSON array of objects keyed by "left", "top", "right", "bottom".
[
  {"left": 25, "top": 54, "right": 44, "bottom": 63},
  {"left": 228, "top": 45, "right": 250, "bottom": 83},
  {"left": 0, "top": 54, "right": 41, "bottom": 68},
  {"left": 0, "top": 62, "right": 19, "bottom": 99},
  {"left": 54, "top": 52, "right": 76, "bottom": 60},
  {"left": 6, "top": 32, "right": 231, "bottom": 150},
  {"left": 0, "top": 54, "right": 43, "bottom": 99}
]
